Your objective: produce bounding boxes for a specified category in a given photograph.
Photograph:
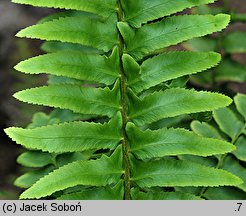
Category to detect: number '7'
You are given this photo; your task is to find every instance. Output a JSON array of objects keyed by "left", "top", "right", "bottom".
[{"left": 237, "top": 203, "right": 242, "bottom": 211}]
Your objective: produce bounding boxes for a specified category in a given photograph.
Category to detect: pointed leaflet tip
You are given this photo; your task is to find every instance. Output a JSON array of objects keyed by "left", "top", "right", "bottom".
[{"left": 216, "top": 14, "right": 231, "bottom": 27}]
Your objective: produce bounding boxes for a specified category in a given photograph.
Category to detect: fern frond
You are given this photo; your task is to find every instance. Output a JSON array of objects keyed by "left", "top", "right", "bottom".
[
  {"left": 216, "top": 60, "right": 246, "bottom": 83},
  {"left": 234, "top": 136, "right": 246, "bottom": 162},
  {"left": 124, "top": 51, "right": 221, "bottom": 93},
  {"left": 14, "top": 83, "right": 121, "bottom": 117},
  {"left": 129, "top": 88, "right": 232, "bottom": 126},
  {"left": 122, "top": 0, "right": 216, "bottom": 27},
  {"left": 58, "top": 182, "right": 124, "bottom": 200},
  {"left": 118, "top": 14, "right": 230, "bottom": 60},
  {"left": 17, "top": 13, "right": 118, "bottom": 52},
  {"left": 41, "top": 41, "right": 102, "bottom": 54},
  {"left": 127, "top": 123, "right": 235, "bottom": 159},
  {"left": 131, "top": 157, "right": 242, "bottom": 187},
  {"left": 190, "top": 94, "right": 246, "bottom": 199},
  {"left": 19, "top": 146, "right": 123, "bottom": 199},
  {"left": 205, "top": 187, "right": 246, "bottom": 200},
  {"left": 191, "top": 121, "right": 222, "bottom": 139},
  {"left": 12, "top": 0, "right": 116, "bottom": 18},
  {"left": 235, "top": 94, "right": 246, "bottom": 120},
  {"left": 15, "top": 48, "right": 120, "bottom": 85},
  {"left": 5, "top": 114, "right": 122, "bottom": 153},
  {"left": 17, "top": 151, "right": 54, "bottom": 168},
  {"left": 7, "top": 0, "right": 240, "bottom": 200},
  {"left": 213, "top": 108, "right": 244, "bottom": 140},
  {"left": 222, "top": 156, "right": 246, "bottom": 192}
]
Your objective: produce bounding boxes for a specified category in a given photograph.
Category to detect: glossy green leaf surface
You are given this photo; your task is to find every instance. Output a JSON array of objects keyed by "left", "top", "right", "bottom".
[
  {"left": 14, "top": 84, "right": 121, "bottom": 117},
  {"left": 7, "top": 0, "right": 238, "bottom": 200},
  {"left": 119, "top": 14, "right": 230, "bottom": 60},
  {"left": 124, "top": 51, "right": 221, "bottom": 93},
  {"left": 12, "top": 0, "right": 116, "bottom": 18},
  {"left": 222, "top": 156, "right": 246, "bottom": 192},
  {"left": 235, "top": 94, "right": 246, "bottom": 120},
  {"left": 234, "top": 136, "right": 246, "bottom": 162},
  {"left": 131, "top": 158, "right": 242, "bottom": 187},
  {"left": 14, "top": 166, "right": 55, "bottom": 189},
  {"left": 5, "top": 115, "right": 122, "bottom": 153},
  {"left": 191, "top": 121, "right": 222, "bottom": 139},
  {"left": 213, "top": 108, "right": 244, "bottom": 140},
  {"left": 127, "top": 123, "right": 235, "bottom": 159},
  {"left": 41, "top": 41, "right": 102, "bottom": 54},
  {"left": 17, "top": 151, "right": 54, "bottom": 168},
  {"left": 122, "top": 0, "right": 216, "bottom": 27},
  {"left": 15, "top": 48, "right": 120, "bottom": 85},
  {"left": 204, "top": 187, "right": 246, "bottom": 200},
  {"left": 129, "top": 88, "right": 232, "bottom": 126},
  {"left": 20, "top": 147, "right": 123, "bottom": 199},
  {"left": 58, "top": 183, "right": 124, "bottom": 200},
  {"left": 17, "top": 14, "right": 118, "bottom": 52}
]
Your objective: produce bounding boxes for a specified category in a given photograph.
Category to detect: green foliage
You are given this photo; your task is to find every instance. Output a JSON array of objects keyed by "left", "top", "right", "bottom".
[
  {"left": 13, "top": 83, "right": 121, "bottom": 117},
  {"left": 131, "top": 188, "right": 202, "bottom": 200},
  {"left": 15, "top": 48, "right": 120, "bottom": 85},
  {"left": 190, "top": 94, "right": 246, "bottom": 199},
  {"left": 121, "top": 0, "right": 217, "bottom": 27},
  {"left": 5, "top": 0, "right": 244, "bottom": 200},
  {"left": 127, "top": 123, "right": 235, "bottom": 159},
  {"left": 183, "top": 3, "right": 246, "bottom": 86},
  {"left": 124, "top": 51, "right": 221, "bottom": 93},
  {"left": 118, "top": 14, "right": 229, "bottom": 60}
]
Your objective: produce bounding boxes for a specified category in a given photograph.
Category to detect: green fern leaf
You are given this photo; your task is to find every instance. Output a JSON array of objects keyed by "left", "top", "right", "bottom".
[
  {"left": 58, "top": 182, "right": 124, "bottom": 200},
  {"left": 15, "top": 48, "right": 120, "bottom": 85},
  {"left": 55, "top": 152, "right": 93, "bottom": 167},
  {"left": 17, "top": 151, "right": 54, "bottom": 168},
  {"left": 118, "top": 14, "right": 230, "bottom": 60},
  {"left": 124, "top": 51, "right": 221, "bottom": 93},
  {"left": 41, "top": 41, "right": 102, "bottom": 54},
  {"left": 129, "top": 88, "right": 232, "bottom": 126},
  {"left": 213, "top": 108, "right": 244, "bottom": 140},
  {"left": 12, "top": 0, "right": 116, "bottom": 18},
  {"left": 179, "top": 155, "right": 217, "bottom": 168},
  {"left": 222, "top": 156, "right": 246, "bottom": 192},
  {"left": 183, "top": 37, "right": 216, "bottom": 52},
  {"left": 131, "top": 158, "right": 243, "bottom": 188},
  {"left": 16, "top": 13, "right": 118, "bottom": 52},
  {"left": 235, "top": 94, "right": 246, "bottom": 120},
  {"left": 19, "top": 147, "right": 123, "bottom": 199},
  {"left": 191, "top": 121, "right": 222, "bottom": 139},
  {"left": 14, "top": 84, "right": 121, "bottom": 117},
  {"left": 204, "top": 187, "right": 246, "bottom": 200},
  {"left": 7, "top": 0, "right": 237, "bottom": 200},
  {"left": 15, "top": 166, "right": 54, "bottom": 189},
  {"left": 122, "top": 0, "right": 216, "bottom": 27},
  {"left": 37, "top": 11, "right": 82, "bottom": 24},
  {"left": 4, "top": 114, "right": 122, "bottom": 153},
  {"left": 234, "top": 136, "right": 246, "bottom": 162},
  {"left": 223, "top": 32, "right": 246, "bottom": 53},
  {"left": 131, "top": 188, "right": 202, "bottom": 200},
  {"left": 127, "top": 123, "right": 235, "bottom": 159},
  {"left": 216, "top": 60, "right": 246, "bottom": 83}
]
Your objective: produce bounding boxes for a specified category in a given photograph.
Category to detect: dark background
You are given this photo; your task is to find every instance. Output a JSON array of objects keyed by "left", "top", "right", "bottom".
[
  {"left": 0, "top": 0, "right": 245, "bottom": 199},
  {"left": 0, "top": 0, "right": 54, "bottom": 199}
]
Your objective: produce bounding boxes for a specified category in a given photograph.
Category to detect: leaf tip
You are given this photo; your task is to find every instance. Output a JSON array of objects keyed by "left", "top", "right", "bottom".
[{"left": 216, "top": 13, "right": 231, "bottom": 29}]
